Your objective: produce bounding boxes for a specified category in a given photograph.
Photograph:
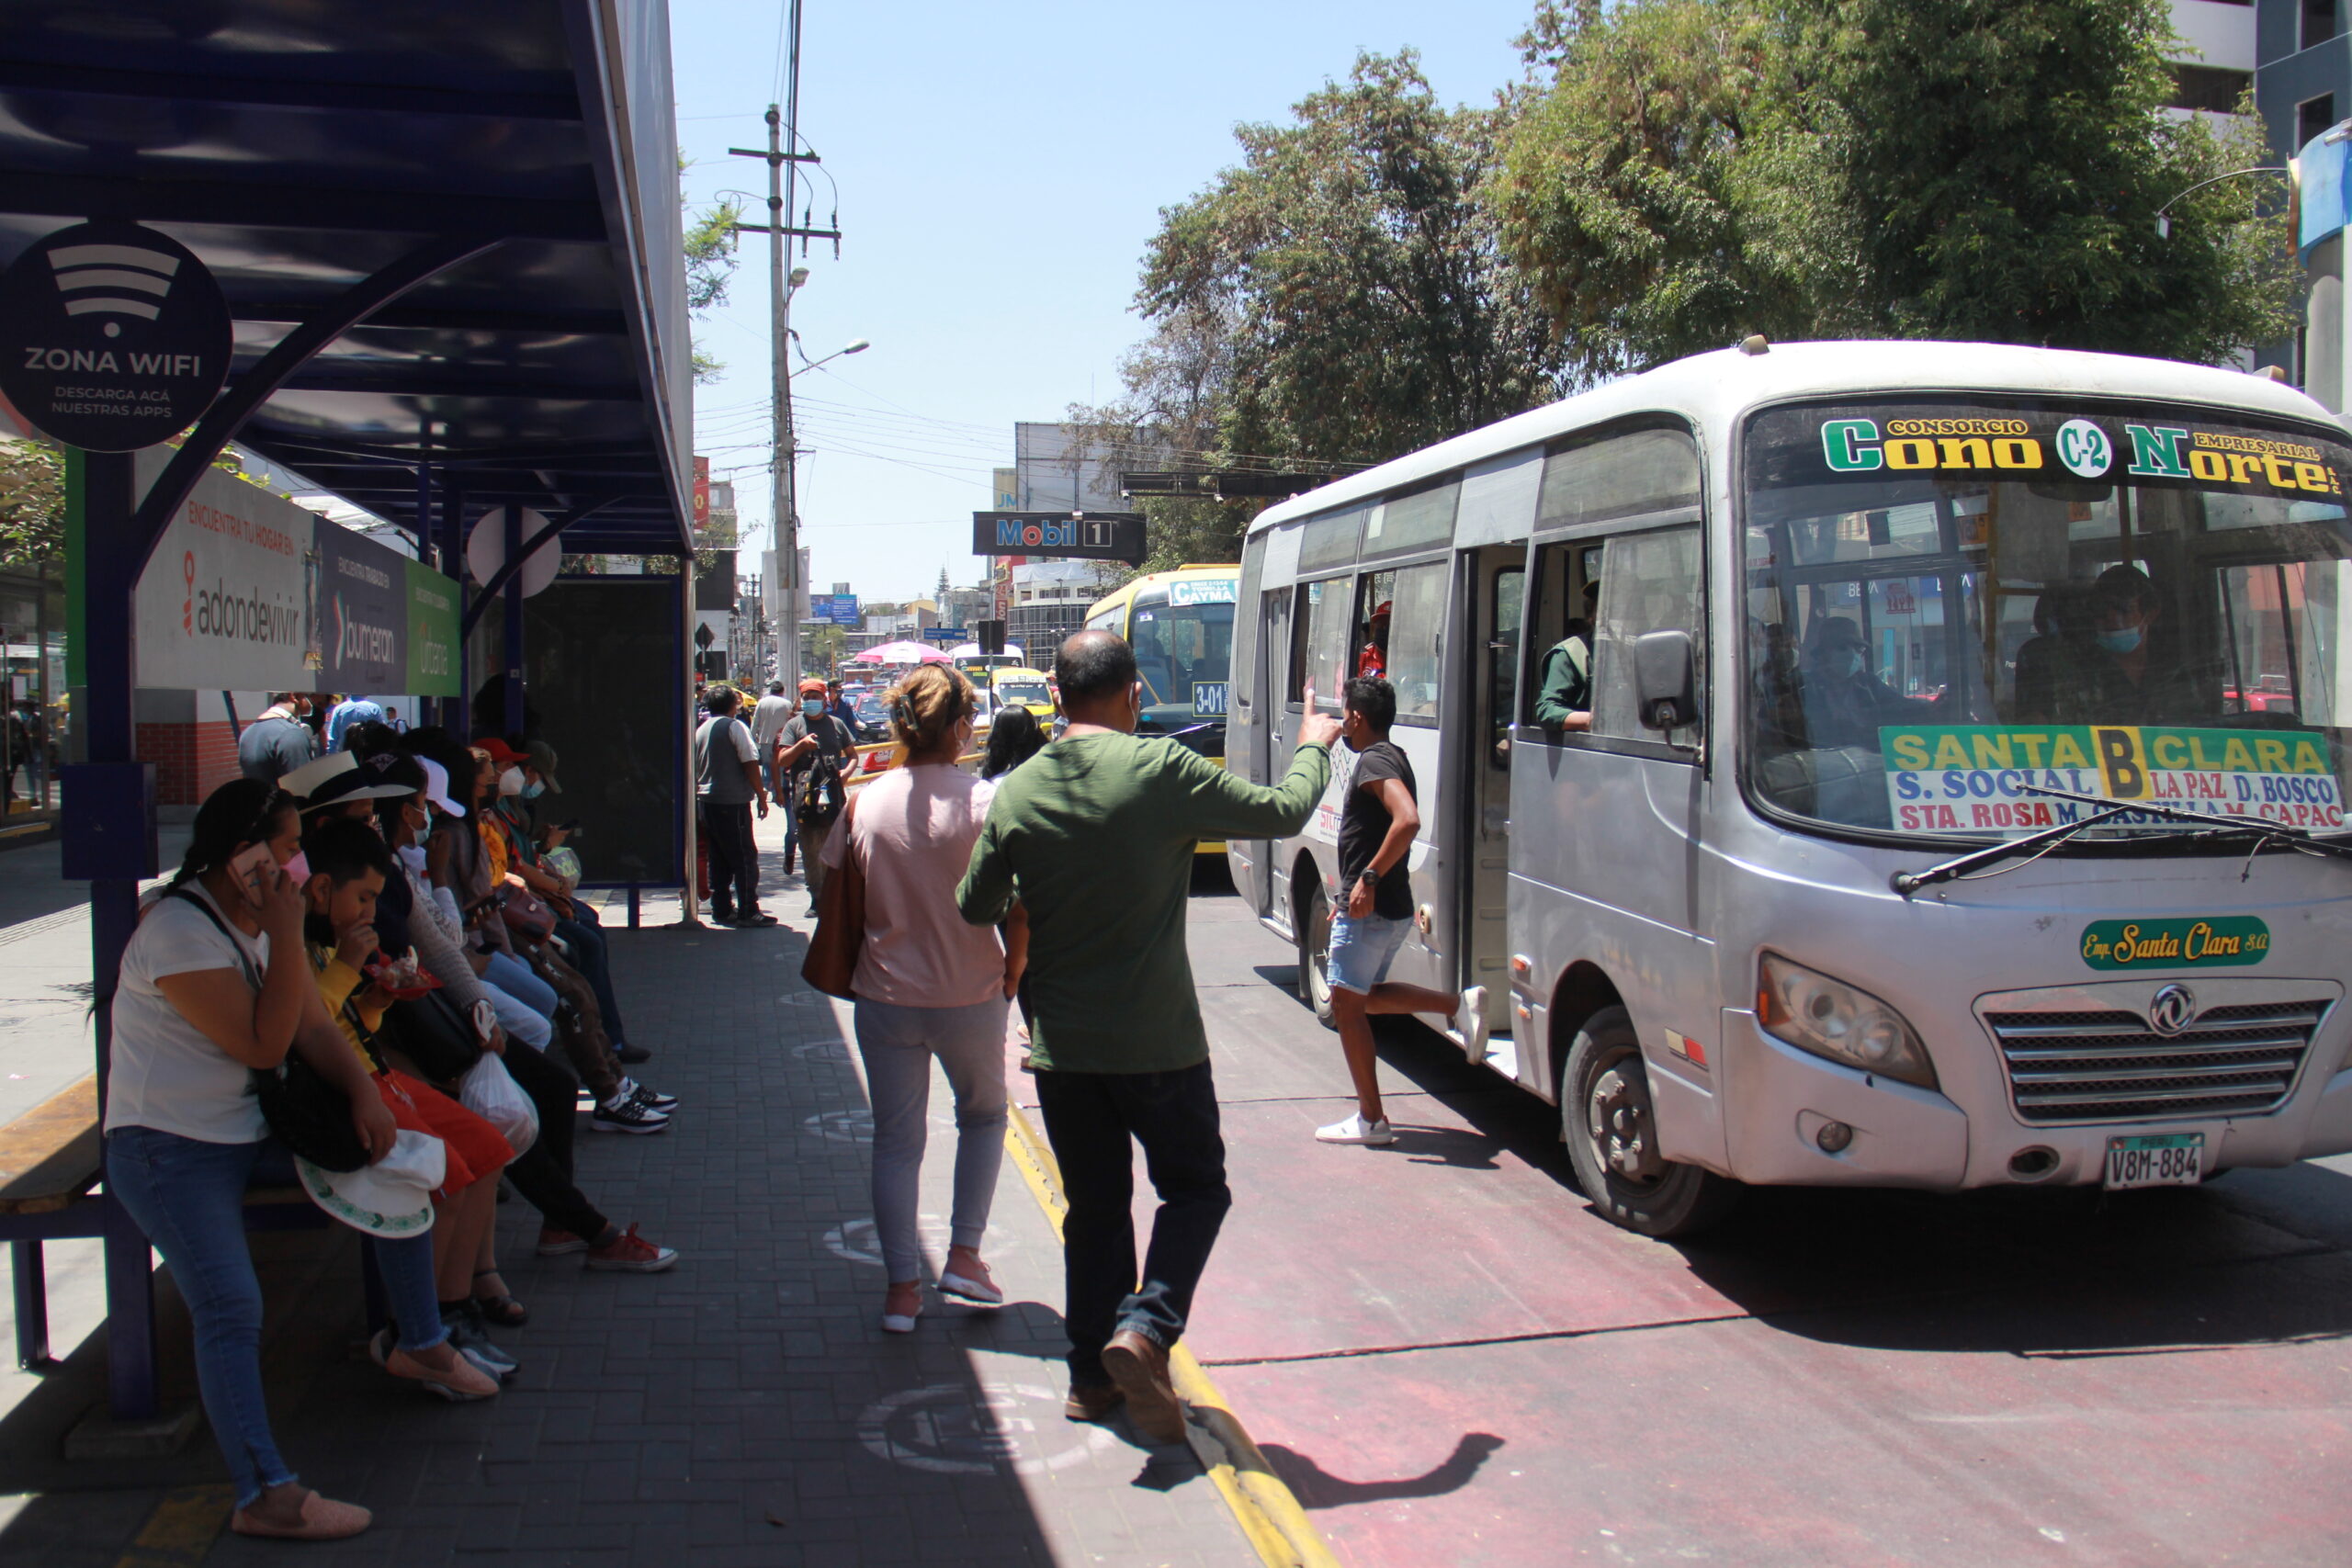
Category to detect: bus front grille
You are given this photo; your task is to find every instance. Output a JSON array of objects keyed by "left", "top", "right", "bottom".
[{"left": 1984, "top": 1001, "right": 2328, "bottom": 1124}]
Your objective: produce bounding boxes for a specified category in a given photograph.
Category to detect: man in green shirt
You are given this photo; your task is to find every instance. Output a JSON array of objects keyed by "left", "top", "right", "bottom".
[
  {"left": 958, "top": 630, "right": 1340, "bottom": 1442},
  {"left": 1533, "top": 579, "right": 1601, "bottom": 731}
]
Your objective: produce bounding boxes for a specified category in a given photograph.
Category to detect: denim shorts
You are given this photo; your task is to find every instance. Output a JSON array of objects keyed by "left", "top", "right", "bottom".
[{"left": 1328, "top": 913, "right": 1411, "bottom": 994}]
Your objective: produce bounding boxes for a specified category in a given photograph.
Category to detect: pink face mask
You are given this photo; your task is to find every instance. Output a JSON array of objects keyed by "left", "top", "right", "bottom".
[{"left": 282, "top": 852, "right": 311, "bottom": 885}]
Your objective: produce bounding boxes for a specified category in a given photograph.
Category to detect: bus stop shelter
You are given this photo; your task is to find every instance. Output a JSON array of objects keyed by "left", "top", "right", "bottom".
[{"left": 0, "top": 0, "right": 698, "bottom": 1422}]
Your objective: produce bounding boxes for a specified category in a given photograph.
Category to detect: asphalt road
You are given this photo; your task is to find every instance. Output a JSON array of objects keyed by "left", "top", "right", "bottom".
[{"left": 1165, "top": 865, "right": 2352, "bottom": 1568}]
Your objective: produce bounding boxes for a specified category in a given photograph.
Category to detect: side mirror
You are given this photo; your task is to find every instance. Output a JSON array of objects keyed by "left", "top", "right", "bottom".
[{"left": 1632, "top": 629, "right": 1700, "bottom": 733}]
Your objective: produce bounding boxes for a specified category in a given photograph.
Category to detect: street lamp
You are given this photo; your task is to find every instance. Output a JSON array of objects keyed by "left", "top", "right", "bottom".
[
  {"left": 798, "top": 337, "right": 870, "bottom": 373},
  {"left": 2154, "top": 164, "right": 2291, "bottom": 239}
]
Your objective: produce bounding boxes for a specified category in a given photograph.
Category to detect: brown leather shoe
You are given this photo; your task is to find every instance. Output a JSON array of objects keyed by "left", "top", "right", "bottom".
[
  {"left": 1102, "top": 1328, "right": 1186, "bottom": 1444},
  {"left": 1064, "top": 1382, "right": 1125, "bottom": 1422}
]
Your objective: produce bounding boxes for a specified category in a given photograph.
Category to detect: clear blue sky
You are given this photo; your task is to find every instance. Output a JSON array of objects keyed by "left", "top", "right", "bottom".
[{"left": 671, "top": 0, "right": 1540, "bottom": 606}]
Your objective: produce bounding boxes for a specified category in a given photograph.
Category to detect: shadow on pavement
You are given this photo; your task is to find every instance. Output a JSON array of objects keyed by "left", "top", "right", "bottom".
[{"left": 1260, "top": 1431, "right": 1505, "bottom": 1508}]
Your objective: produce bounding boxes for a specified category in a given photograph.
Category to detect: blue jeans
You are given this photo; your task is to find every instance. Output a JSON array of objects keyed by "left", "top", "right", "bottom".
[
  {"left": 1328, "top": 913, "right": 1411, "bottom": 994},
  {"left": 105, "top": 1126, "right": 447, "bottom": 1508},
  {"left": 482, "top": 950, "right": 558, "bottom": 1016},
  {"left": 854, "top": 996, "right": 1009, "bottom": 1282},
  {"left": 1033, "top": 1061, "right": 1230, "bottom": 1389},
  {"left": 554, "top": 908, "right": 629, "bottom": 1044}
]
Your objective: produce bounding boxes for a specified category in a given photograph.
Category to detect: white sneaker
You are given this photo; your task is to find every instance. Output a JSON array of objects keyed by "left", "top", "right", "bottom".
[
  {"left": 1459, "top": 987, "right": 1490, "bottom": 1059},
  {"left": 1316, "top": 1111, "right": 1395, "bottom": 1146}
]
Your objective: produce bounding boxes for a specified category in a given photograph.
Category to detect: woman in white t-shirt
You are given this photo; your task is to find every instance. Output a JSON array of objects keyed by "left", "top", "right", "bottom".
[
  {"left": 105, "top": 779, "right": 497, "bottom": 1543},
  {"left": 823, "top": 666, "right": 1026, "bottom": 1332}
]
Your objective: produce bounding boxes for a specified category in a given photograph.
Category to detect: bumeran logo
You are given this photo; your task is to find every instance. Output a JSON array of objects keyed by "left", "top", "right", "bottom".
[{"left": 333, "top": 593, "right": 398, "bottom": 669}]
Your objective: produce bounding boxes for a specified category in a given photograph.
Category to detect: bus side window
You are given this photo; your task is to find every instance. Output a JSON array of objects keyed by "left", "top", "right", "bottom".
[
  {"left": 1589, "top": 525, "right": 1706, "bottom": 750},
  {"left": 1291, "top": 577, "right": 1353, "bottom": 710},
  {"left": 1490, "top": 566, "right": 1524, "bottom": 767},
  {"left": 1522, "top": 542, "right": 1598, "bottom": 732}
]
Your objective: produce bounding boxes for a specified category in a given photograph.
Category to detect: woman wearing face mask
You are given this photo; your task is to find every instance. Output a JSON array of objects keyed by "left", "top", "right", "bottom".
[
  {"left": 2054, "top": 563, "right": 2195, "bottom": 724},
  {"left": 105, "top": 780, "right": 499, "bottom": 1544},
  {"left": 818, "top": 666, "right": 1024, "bottom": 1332},
  {"left": 775, "top": 678, "right": 857, "bottom": 916}
]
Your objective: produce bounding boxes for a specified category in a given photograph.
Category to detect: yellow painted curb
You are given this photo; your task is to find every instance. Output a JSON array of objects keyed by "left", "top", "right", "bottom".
[{"left": 1003, "top": 1104, "right": 1341, "bottom": 1568}]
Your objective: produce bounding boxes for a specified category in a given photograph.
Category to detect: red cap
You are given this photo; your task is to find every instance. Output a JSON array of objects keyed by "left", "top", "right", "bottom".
[
  {"left": 798, "top": 678, "right": 827, "bottom": 696},
  {"left": 479, "top": 738, "right": 528, "bottom": 769}
]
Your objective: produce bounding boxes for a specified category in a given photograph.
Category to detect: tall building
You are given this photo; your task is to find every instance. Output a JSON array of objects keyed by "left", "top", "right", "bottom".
[{"left": 1007, "top": 559, "right": 1120, "bottom": 660}]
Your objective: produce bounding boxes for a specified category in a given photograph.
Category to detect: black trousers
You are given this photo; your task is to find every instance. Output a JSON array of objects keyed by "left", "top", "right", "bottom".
[
  {"left": 496, "top": 1038, "right": 607, "bottom": 1243},
  {"left": 703, "top": 800, "right": 760, "bottom": 918},
  {"left": 1033, "top": 1060, "right": 1230, "bottom": 1388}
]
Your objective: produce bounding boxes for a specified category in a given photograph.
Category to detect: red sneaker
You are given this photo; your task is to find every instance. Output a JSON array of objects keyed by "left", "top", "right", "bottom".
[
  {"left": 536, "top": 1227, "right": 590, "bottom": 1257},
  {"left": 583, "top": 1224, "right": 679, "bottom": 1273}
]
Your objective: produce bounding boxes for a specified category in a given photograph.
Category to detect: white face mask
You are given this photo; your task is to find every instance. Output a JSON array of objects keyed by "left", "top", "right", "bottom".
[
  {"left": 396, "top": 843, "right": 427, "bottom": 873},
  {"left": 498, "top": 766, "right": 525, "bottom": 797}
]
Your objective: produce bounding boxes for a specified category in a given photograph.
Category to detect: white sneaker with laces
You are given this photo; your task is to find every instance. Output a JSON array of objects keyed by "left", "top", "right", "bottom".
[
  {"left": 1459, "top": 986, "right": 1490, "bottom": 1060},
  {"left": 1316, "top": 1111, "right": 1396, "bottom": 1146}
]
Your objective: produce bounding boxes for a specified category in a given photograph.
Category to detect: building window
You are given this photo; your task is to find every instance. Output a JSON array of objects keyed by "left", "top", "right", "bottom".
[
  {"left": 2167, "top": 65, "right": 2252, "bottom": 116},
  {"left": 2301, "top": 92, "right": 2338, "bottom": 150},
  {"left": 2307, "top": 0, "right": 2339, "bottom": 52}
]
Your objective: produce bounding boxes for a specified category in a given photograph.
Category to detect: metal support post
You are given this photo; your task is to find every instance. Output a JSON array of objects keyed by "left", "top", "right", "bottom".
[
  {"left": 78, "top": 449, "right": 159, "bottom": 1418},
  {"left": 502, "top": 504, "right": 525, "bottom": 737}
]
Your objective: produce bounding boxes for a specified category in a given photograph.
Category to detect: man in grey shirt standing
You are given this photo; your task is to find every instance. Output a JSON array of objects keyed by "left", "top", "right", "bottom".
[
  {"left": 237, "top": 693, "right": 316, "bottom": 784},
  {"left": 695, "top": 686, "right": 773, "bottom": 927}
]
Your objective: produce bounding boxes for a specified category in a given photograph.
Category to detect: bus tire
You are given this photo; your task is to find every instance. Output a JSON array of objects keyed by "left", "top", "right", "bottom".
[
  {"left": 1560, "top": 1006, "right": 1736, "bottom": 1238},
  {"left": 1296, "top": 883, "right": 1337, "bottom": 1031}
]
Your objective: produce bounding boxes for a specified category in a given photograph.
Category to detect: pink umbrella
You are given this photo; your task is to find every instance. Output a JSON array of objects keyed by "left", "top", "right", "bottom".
[{"left": 853, "top": 639, "right": 953, "bottom": 665}]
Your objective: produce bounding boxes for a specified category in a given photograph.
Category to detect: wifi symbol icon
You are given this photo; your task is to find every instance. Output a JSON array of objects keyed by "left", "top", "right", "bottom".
[{"left": 47, "top": 242, "right": 182, "bottom": 339}]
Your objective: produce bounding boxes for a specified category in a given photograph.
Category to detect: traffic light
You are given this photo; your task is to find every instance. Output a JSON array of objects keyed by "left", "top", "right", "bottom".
[{"left": 978, "top": 618, "right": 1006, "bottom": 656}]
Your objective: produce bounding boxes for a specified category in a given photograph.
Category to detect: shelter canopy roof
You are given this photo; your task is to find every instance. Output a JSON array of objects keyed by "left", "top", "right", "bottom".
[{"left": 0, "top": 0, "right": 694, "bottom": 556}]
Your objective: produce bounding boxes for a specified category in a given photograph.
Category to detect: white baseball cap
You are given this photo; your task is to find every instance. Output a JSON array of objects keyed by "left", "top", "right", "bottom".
[{"left": 418, "top": 756, "right": 467, "bottom": 818}]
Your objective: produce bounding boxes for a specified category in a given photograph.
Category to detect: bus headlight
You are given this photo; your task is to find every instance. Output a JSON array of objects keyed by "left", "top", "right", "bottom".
[{"left": 1757, "top": 954, "right": 1937, "bottom": 1089}]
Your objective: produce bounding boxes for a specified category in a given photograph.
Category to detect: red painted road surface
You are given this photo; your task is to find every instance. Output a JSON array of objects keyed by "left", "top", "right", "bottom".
[{"left": 1013, "top": 874, "right": 2352, "bottom": 1567}]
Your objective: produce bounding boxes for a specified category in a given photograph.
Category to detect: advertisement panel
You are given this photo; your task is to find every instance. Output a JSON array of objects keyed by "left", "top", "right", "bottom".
[
  {"left": 404, "top": 558, "right": 459, "bottom": 695},
  {"left": 132, "top": 459, "right": 309, "bottom": 691},
  {"left": 313, "top": 519, "right": 406, "bottom": 692}
]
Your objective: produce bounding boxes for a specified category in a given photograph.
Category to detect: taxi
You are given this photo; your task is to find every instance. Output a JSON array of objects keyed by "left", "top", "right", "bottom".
[{"left": 989, "top": 666, "right": 1056, "bottom": 719}]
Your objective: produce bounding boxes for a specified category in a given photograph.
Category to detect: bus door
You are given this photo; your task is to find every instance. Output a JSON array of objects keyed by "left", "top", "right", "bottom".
[
  {"left": 1458, "top": 545, "right": 1524, "bottom": 1052},
  {"left": 1511, "top": 521, "right": 1712, "bottom": 1065}
]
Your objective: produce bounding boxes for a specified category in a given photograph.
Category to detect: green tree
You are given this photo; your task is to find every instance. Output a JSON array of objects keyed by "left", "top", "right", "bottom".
[
  {"left": 0, "top": 437, "right": 64, "bottom": 569},
  {"left": 1799, "top": 0, "right": 2296, "bottom": 359},
  {"left": 682, "top": 161, "right": 744, "bottom": 385},
  {"left": 1492, "top": 0, "right": 2297, "bottom": 374},
  {"left": 1140, "top": 51, "right": 1565, "bottom": 471}
]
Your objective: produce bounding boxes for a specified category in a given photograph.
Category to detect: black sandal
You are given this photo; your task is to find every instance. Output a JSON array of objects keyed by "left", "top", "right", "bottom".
[{"left": 472, "top": 1270, "right": 529, "bottom": 1328}]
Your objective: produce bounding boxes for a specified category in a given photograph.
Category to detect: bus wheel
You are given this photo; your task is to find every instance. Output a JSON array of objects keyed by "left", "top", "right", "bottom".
[
  {"left": 1296, "top": 884, "right": 1337, "bottom": 1031},
  {"left": 1561, "top": 1006, "right": 1735, "bottom": 1238}
]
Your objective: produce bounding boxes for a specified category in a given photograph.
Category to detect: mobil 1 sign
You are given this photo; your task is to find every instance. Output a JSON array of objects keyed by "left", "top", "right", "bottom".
[
  {"left": 0, "top": 220, "right": 232, "bottom": 451},
  {"left": 972, "top": 511, "right": 1145, "bottom": 566}
]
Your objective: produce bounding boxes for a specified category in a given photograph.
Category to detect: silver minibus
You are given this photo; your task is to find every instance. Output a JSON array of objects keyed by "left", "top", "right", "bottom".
[{"left": 1226, "top": 340, "right": 2352, "bottom": 1235}]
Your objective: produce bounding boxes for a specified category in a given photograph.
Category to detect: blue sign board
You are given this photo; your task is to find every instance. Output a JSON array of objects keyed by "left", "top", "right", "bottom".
[{"left": 808, "top": 593, "right": 862, "bottom": 627}]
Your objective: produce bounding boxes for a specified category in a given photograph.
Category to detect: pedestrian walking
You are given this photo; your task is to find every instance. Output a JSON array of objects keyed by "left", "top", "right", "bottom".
[
  {"left": 956, "top": 630, "right": 1340, "bottom": 1443},
  {"left": 1317, "top": 676, "right": 1484, "bottom": 1145},
  {"left": 237, "top": 694, "right": 317, "bottom": 784},
  {"left": 775, "top": 677, "right": 856, "bottom": 917},
  {"left": 694, "top": 685, "right": 774, "bottom": 927},
  {"left": 980, "top": 705, "right": 1045, "bottom": 781},
  {"left": 819, "top": 666, "right": 1023, "bottom": 1333}
]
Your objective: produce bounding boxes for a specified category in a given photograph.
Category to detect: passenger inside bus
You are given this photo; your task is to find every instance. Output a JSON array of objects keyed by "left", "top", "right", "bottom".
[
  {"left": 1797, "top": 616, "right": 1918, "bottom": 747},
  {"left": 2035, "top": 565, "right": 2200, "bottom": 725},
  {"left": 1533, "top": 581, "right": 1601, "bottom": 731},
  {"left": 1356, "top": 600, "right": 1391, "bottom": 679},
  {"left": 2010, "top": 583, "right": 2098, "bottom": 723}
]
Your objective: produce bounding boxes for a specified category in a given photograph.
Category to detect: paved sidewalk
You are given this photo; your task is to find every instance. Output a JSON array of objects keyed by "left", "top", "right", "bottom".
[{"left": 0, "top": 812, "right": 1258, "bottom": 1567}]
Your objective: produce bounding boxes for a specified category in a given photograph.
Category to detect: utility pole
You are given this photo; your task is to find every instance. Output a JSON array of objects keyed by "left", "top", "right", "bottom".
[{"left": 729, "top": 14, "right": 837, "bottom": 689}]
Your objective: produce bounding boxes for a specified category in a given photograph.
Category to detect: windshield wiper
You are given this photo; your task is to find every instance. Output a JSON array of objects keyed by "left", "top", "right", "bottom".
[
  {"left": 2014, "top": 781, "right": 2352, "bottom": 867},
  {"left": 1890, "top": 799, "right": 2143, "bottom": 896},
  {"left": 1891, "top": 782, "right": 2352, "bottom": 897}
]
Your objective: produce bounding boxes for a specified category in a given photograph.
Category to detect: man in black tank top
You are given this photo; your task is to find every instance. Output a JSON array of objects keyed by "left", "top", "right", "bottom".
[{"left": 1318, "top": 677, "right": 1471, "bottom": 1146}]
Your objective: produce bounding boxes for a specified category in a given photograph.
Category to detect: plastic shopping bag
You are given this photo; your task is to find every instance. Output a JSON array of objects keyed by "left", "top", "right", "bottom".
[{"left": 458, "top": 1053, "right": 539, "bottom": 1156}]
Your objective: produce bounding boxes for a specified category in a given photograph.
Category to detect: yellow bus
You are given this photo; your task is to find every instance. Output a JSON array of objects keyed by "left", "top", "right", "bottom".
[{"left": 1085, "top": 563, "right": 1239, "bottom": 852}]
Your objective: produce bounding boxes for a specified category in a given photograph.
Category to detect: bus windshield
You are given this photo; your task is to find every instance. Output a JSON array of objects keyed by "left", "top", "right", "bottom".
[
  {"left": 1741, "top": 399, "right": 2352, "bottom": 843},
  {"left": 1130, "top": 581, "right": 1236, "bottom": 748}
]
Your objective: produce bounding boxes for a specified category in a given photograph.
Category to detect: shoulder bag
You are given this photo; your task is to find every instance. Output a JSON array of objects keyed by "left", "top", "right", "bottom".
[
  {"left": 798, "top": 794, "right": 866, "bottom": 998},
  {"left": 376, "top": 987, "right": 485, "bottom": 1084},
  {"left": 162, "top": 889, "right": 368, "bottom": 1172}
]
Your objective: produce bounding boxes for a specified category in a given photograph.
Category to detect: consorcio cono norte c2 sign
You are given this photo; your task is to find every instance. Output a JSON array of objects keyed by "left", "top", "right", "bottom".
[{"left": 0, "top": 220, "right": 232, "bottom": 452}]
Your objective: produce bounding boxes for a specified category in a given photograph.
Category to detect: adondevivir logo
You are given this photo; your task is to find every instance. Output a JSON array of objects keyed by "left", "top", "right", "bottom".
[
  {"left": 0, "top": 220, "right": 232, "bottom": 452},
  {"left": 187, "top": 565, "right": 303, "bottom": 649}
]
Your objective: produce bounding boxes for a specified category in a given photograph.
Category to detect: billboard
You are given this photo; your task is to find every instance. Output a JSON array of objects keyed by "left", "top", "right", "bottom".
[
  {"left": 808, "top": 592, "right": 861, "bottom": 627},
  {"left": 971, "top": 510, "right": 1144, "bottom": 566},
  {"left": 129, "top": 449, "right": 460, "bottom": 694}
]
